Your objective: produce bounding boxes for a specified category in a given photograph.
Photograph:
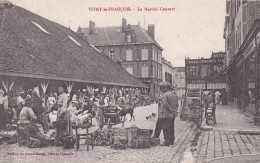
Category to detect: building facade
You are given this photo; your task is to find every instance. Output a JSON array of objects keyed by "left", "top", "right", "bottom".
[
  {"left": 185, "top": 52, "right": 227, "bottom": 90},
  {"left": 174, "top": 67, "right": 186, "bottom": 98},
  {"left": 223, "top": 0, "right": 260, "bottom": 119},
  {"left": 162, "top": 57, "right": 176, "bottom": 86},
  {"left": 77, "top": 19, "right": 163, "bottom": 99}
]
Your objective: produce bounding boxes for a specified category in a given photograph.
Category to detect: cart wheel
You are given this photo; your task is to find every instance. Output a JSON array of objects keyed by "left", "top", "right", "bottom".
[{"left": 107, "top": 118, "right": 111, "bottom": 129}]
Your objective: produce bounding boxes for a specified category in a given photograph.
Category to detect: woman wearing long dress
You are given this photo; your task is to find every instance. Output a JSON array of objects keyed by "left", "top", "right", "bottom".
[{"left": 54, "top": 87, "right": 70, "bottom": 146}]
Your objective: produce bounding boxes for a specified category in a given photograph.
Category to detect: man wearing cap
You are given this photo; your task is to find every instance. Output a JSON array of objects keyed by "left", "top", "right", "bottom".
[{"left": 153, "top": 81, "right": 179, "bottom": 146}]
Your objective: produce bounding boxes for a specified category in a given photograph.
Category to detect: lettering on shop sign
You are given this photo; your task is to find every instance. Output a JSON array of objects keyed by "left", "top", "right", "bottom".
[{"left": 188, "top": 59, "right": 222, "bottom": 64}]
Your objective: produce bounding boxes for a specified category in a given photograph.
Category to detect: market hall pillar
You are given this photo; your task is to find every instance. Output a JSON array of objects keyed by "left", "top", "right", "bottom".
[{"left": 256, "top": 46, "right": 260, "bottom": 124}]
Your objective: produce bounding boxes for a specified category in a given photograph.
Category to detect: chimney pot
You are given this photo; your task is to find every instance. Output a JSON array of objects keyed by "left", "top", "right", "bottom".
[
  {"left": 89, "top": 20, "right": 95, "bottom": 35},
  {"left": 122, "top": 18, "right": 127, "bottom": 32},
  {"left": 147, "top": 24, "right": 155, "bottom": 39}
]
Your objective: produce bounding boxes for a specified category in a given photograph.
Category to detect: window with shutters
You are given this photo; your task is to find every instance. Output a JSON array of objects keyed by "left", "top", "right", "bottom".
[
  {"left": 126, "top": 34, "right": 131, "bottom": 43},
  {"left": 126, "top": 66, "right": 133, "bottom": 75},
  {"left": 141, "top": 48, "right": 148, "bottom": 60},
  {"left": 141, "top": 65, "right": 148, "bottom": 78},
  {"left": 158, "top": 51, "right": 162, "bottom": 64},
  {"left": 154, "top": 48, "right": 158, "bottom": 62},
  {"left": 150, "top": 65, "right": 154, "bottom": 77},
  {"left": 126, "top": 49, "right": 133, "bottom": 61}
]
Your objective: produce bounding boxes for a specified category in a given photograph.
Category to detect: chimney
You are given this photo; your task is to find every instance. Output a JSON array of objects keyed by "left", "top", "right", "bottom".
[
  {"left": 77, "top": 26, "right": 82, "bottom": 32},
  {"left": 122, "top": 18, "right": 127, "bottom": 32},
  {"left": 89, "top": 20, "right": 95, "bottom": 35},
  {"left": 147, "top": 24, "right": 155, "bottom": 39}
]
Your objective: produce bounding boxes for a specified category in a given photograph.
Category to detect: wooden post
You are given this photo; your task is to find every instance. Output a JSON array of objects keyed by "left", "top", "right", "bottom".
[{"left": 255, "top": 35, "right": 259, "bottom": 124}]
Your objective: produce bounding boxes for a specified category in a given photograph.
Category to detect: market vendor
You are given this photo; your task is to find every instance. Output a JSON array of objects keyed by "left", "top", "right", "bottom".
[
  {"left": 67, "top": 94, "right": 79, "bottom": 124},
  {"left": 54, "top": 87, "right": 70, "bottom": 146},
  {"left": 94, "top": 99, "right": 104, "bottom": 130},
  {"left": 74, "top": 97, "right": 92, "bottom": 125},
  {"left": 18, "top": 100, "right": 52, "bottom": 141},
  {"left": 29, "top": 91, "right": 49, "bottom": 134}
]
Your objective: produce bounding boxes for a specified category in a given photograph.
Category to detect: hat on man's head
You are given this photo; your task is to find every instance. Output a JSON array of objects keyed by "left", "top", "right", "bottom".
[
  {"left": 71, "top": 95, "right": 78, "bottom": 103},
  {"left": 83, "top": 89, "right": 86, "bottom": 92},
  {"left": 159, "top": 81, "right": 171, "bottom": 87}
]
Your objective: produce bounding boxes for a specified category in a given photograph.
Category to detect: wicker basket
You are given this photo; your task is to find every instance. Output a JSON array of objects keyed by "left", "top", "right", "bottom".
[
  {"left": 126, "top": 125, "right": 140, "bottom": 148},
  {"left": 53, "top": 120, "right": 67, "bottom": 129}
]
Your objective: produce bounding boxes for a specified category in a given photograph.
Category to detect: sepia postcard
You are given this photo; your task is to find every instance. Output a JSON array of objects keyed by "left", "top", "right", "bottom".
[{"left": 1, "top": 0, "right": 260, "bottom": 162}]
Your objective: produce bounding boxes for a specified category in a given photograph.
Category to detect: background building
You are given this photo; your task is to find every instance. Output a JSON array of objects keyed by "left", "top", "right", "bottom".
[
  {"left": 162, "top": 57, "right": 175, "bottom": 86},
  {"left": 223, "top": 0, "right": 260, "bottom": 118},
  {"left": 185, "top": 52, "right": 226, "bottom": 90},
  {"left": 174, "top": 67, "right": 186, "bottom": 98},
  {"left": 77, "top": 19, "right": 163, "bottom": 99}
]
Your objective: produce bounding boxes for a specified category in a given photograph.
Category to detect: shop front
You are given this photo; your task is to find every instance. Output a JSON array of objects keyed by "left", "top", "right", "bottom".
[{"left": 230, "top": 21, "right": 260, "bottom": 124}]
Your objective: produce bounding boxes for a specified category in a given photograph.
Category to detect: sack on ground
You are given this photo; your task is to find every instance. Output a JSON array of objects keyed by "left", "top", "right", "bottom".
[{"left": 28, "top": 137, "right": 46, "bottom": 148}]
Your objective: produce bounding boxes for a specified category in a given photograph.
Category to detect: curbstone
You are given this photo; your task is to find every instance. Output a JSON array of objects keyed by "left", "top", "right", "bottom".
[{"left": 200, "top": 125, "right": 260, "bottom": 135}]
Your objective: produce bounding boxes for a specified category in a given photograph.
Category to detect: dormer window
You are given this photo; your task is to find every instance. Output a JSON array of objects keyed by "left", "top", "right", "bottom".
[
  {"left": 125, "top": 32, "right": 136, "bottom": 43},
  {"left": 109, "top": 49, "right": 115, "bottom": 60}
]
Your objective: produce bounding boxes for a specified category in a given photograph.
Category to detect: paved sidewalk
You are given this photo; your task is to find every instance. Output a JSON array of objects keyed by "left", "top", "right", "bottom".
[
  {"left": 205, "top": 154, "right": 260, "bottom": 163},
  {"left": 193, "top": 130, "right": 260, "bottom": 162},
  {"left": 190, "top": 104, "right": 260, "bottom": 162},
  {"left": 201, "top": 105, "right": 260, "bottom": 132}
]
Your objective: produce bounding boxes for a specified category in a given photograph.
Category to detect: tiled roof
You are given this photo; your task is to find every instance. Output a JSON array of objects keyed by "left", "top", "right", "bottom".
[
  {"left": 0, "top": 4, "right": 147, "bottom": 88},
  {"left": 79, "top": 25, "right": 163, "bottom": 50}
]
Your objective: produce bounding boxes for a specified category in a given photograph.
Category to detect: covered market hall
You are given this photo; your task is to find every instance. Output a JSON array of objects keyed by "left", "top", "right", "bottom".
[{"left": 0, "top": 2, "right": 147, "bottom": 99}]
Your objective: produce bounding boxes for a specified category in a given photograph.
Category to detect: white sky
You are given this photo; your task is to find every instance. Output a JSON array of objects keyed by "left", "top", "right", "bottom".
[{"left": 10, "top": 0, "right": 226, "bottom": 67}]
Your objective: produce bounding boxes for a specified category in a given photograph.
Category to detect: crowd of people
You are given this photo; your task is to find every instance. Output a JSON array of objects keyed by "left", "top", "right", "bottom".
[{"left": 0, "top": 86, "right": 140, "bottom": 146}]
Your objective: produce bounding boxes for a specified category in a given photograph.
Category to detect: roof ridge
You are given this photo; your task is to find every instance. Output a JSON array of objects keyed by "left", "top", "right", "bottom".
[{"left": 139, "top": 25, "right": 152, "bottom": 42}]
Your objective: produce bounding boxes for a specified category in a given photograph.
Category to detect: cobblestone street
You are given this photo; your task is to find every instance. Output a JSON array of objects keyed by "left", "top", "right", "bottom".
[{"left": 0, "top": 104, "right": 196, "bottom": 163}]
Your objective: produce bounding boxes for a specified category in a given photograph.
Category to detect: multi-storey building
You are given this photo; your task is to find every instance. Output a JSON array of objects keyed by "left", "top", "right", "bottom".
[
  {"left": 77, "top": 19, "right": 163, "bottom": 99},
  {"left": 185, "top": 52, "right": 226, "bottom": 91},
  {"left": 162, "top": 57, "right": 176, "bottom": 86},
  {"left": 174, "top": 67, "right": 186, "bottom": 98},
  {"left": 223, "top": 0, "right": 260, "bottom": 118}
]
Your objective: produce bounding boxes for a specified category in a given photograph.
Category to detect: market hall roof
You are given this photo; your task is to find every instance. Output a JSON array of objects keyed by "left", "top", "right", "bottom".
[{"left": 0, "top": 3, "right": 147, "bottom": 88}]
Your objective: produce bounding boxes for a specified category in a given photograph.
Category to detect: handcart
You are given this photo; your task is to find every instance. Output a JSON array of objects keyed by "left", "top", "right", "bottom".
[
  {"left": 180, "top": 89, "right": 203, "bottom": 128},
  {"left": 103, "top": 105, "right": 125, "bottom": 128},
  {"left": 203, "top": 90, "right": 216, "bottom": 125}
]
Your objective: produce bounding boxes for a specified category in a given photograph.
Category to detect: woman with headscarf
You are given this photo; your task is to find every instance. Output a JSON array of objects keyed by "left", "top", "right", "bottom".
[{"left": 18, "top": 100, "right": 52, "bottom": 142}]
